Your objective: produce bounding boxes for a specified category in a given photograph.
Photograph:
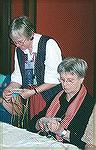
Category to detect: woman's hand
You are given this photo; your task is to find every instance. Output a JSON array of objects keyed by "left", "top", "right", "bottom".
[
  {"left": 3, "top": 82, "right": 21, "bottom": 102},
  {"left": 37, "top": 117, "right": 61, "bottom": 132},
  {"left": 36, "top": 117, "right": 48, "bottom": 131},
  {"left": 47, "top": 119, "right": 60, "bottom": 132},
  {"left": 3, "top": 89, "right": 13, "bottom": 102}
]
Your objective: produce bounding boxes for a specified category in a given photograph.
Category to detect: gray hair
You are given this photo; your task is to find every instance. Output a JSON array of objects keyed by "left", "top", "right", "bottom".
[
  {"left": 9, "top": 16, "right": 34, "bottom": 40},
  {"left": 57, "top": 57, "right": 88, "bottom": 78}
]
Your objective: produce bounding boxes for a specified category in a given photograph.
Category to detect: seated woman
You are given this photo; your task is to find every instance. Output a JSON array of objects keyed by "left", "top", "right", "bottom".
[{"left": 35, "top": 57, "right": 95, "bottom": 150}]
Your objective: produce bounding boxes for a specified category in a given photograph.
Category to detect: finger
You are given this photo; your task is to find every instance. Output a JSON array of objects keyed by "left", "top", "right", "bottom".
[
  {"left": 3, "top": 94, "right": 12, "bottom": 101},
  {"left": 48, "top": 121, "right": 60, "bottom": 132},
  {"left": 39, "top": 120, "right": 45, "bottom": 130},
  {"left": 20, "top": 94, "right": 26, "bottom": 99},
  {"left": 10, "top": 89, "right": 23, "bottom": 94}
]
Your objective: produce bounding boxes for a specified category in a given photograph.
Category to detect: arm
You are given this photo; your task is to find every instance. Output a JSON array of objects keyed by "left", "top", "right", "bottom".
[
  {"left": 44, "top": 39, "right": 62, "bottom": 84},
  {"left": 19, "top": 83, "right": 56, "bottom": 99},
  {"left": 11, "top": 49, "right": 22, "bottom": 85}
]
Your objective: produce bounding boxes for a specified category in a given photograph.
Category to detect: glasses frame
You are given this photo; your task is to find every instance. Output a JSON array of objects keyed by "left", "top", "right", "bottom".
[
  {"left": 58, "top": 77, "right": 80, "bottom": 85},
  {"left": 10, "top": 35, "right": 34, "bottom": 47}
]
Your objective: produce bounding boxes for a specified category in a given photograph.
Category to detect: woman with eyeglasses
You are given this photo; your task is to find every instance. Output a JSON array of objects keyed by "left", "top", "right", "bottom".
[
  {"left": 35, "top": 57, "right": 95, "bottom": 150},
  {"left": 2, "top": 16, "right": 62, "bottom": 128}
]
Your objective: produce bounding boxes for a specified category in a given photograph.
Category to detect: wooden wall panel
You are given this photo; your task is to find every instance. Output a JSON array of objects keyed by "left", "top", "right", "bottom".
[
  {"left": 36, "top": 0, "right": 95, "bottom": 95},
  {"left": 11, "top": 0, "right": 24, "bottom": 18},
  {"left": 0, "top": 0, "right": 11, "bottom": 74}
]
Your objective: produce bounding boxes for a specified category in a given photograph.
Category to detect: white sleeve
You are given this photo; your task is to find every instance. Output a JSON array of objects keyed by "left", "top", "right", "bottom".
[
  {"left": 11, "top": 49, "right": 22, "bottom": 85},
  {"left": 44, "top": 39, "right": 62, "bottom": 84}
]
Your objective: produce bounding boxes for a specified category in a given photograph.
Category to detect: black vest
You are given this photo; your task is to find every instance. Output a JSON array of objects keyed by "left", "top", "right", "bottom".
[{"left": 16, "top": 35, "right": 62, "bottom": 102}]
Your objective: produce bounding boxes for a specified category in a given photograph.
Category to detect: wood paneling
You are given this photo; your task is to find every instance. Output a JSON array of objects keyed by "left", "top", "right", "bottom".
[
  {"left": 36, "top": 0, "right": 95, "bottom": 95},
  {"left": 0, "top": 0, "right": 11, "bottom": 74}
]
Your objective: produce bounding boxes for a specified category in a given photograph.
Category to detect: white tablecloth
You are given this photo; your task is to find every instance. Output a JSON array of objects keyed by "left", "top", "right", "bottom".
[{"left": 0, "top": 122, "right": 80, "bottom": 150}]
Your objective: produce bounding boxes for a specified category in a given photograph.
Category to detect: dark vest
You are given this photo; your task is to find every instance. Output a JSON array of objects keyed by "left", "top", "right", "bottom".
[{"left": 16, "top": 35, "right": 62, "bottom": 103}]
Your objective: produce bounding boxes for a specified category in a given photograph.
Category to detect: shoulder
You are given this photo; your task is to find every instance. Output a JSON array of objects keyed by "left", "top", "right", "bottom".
[
  {"left": 84, "top": 92, "right": 95, "bottom": 109},
  {"left": 85, "top": 92, "right": 93, "bottom": 100},
  {"left": 34, "top": 33, "right": 60, "bottom": 50},
  {"left": 85, "top": 92, "right": 94, "bottom": 102},
  {"left": 34, "top": 33, "right": 42, "bottom": 39},
  {"left": 39, "top": 34, "right": 59, "bottom": 46}
]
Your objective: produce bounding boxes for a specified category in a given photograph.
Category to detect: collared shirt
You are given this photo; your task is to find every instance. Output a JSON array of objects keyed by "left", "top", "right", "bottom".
[{"left": 11, "top": 33, "right": 62, "bottom": 85}]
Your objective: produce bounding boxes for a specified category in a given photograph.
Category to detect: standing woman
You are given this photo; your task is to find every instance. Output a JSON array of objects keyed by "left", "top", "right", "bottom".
[{"left": 2, "top": 16, "right": 62, "bottom": 128}]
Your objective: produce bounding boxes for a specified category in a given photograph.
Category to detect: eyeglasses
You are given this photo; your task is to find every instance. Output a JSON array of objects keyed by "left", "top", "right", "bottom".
[
  {"left": 58, "top": 77, "right": 79, "bottom": 85},
  {"left": 11, "top": 36, "right": 34, "bottom": 47},
  {"left": 11, "top": 38, "right": 28, "bottom": 47}
]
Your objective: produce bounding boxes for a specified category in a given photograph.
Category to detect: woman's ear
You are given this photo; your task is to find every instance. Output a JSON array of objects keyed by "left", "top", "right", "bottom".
[{"left": 80, "top": 78, "right": 84, "bottom": 84}]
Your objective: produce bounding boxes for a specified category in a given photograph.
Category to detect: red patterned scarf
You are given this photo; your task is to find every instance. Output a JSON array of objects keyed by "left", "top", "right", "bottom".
[{"left": 46, "top": 85, "right": 87, "bottom": 129}]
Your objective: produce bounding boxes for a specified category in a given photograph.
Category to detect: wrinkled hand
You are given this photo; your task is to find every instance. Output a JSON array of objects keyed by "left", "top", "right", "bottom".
[
  {"left": 3, "top": 89, "right": 13, "bottom": 102},
  {"left": 19, "top": 88, "right": 35, "bottom": 99},
  {"left": 38, "top": 117, "right": 61, "bottom": 132},
  {"left": 47, "top": 119, "right": 60, "bottom": 132},
  {"left": 37, "top": 117, "right": 48, "bottom": 131}
]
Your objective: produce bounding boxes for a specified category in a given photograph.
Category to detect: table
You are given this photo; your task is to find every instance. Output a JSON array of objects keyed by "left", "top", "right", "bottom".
[{"left": 0, "top": 122, "right": 80, "bottom": 150}]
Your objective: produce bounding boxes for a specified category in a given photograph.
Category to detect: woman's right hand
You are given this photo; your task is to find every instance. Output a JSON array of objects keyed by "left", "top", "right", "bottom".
[
  {"left": 38, "top": 117, "right": 47, "bottom": 130},
  {"left": 3, "top": 82, "right": 21, "bottom": 102},
  {"left": 3, "top": 89, "right": 13, "bottom": 102}
]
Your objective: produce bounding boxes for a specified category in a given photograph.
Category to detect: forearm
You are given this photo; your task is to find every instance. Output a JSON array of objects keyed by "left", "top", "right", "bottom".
[
  {"left": 34, "top": 83, "right": 57, "bottom": 94},
  {"left": 4, "top": 82, "right": 21, "bottom": 91},
  {"left": 17, "top": 83, "right": 57, "bottom": 100}
]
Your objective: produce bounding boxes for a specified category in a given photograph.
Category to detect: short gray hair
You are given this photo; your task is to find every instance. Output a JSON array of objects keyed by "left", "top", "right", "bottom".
[
  {"left": 9, "top": 16, "right": 34, "bottom": 40},
  {"left": 57, "top": 57, "right": 88, "bottom": 78}
]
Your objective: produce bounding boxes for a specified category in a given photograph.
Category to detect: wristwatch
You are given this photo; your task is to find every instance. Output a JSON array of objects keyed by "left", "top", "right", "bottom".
[{"left": 61, "top": 129, "right": 67, "bottom": 137}]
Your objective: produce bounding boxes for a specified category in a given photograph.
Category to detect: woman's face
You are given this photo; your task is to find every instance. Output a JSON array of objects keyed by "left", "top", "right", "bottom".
[
  {"left": 12, "top": 36, "right": 31, "bottom": 51},
  {"left": 11, "top": 28, "right": 34, "bottom": 51},
  {"left": 59, "top": 72, "right": 84, "bottom": 95}
]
